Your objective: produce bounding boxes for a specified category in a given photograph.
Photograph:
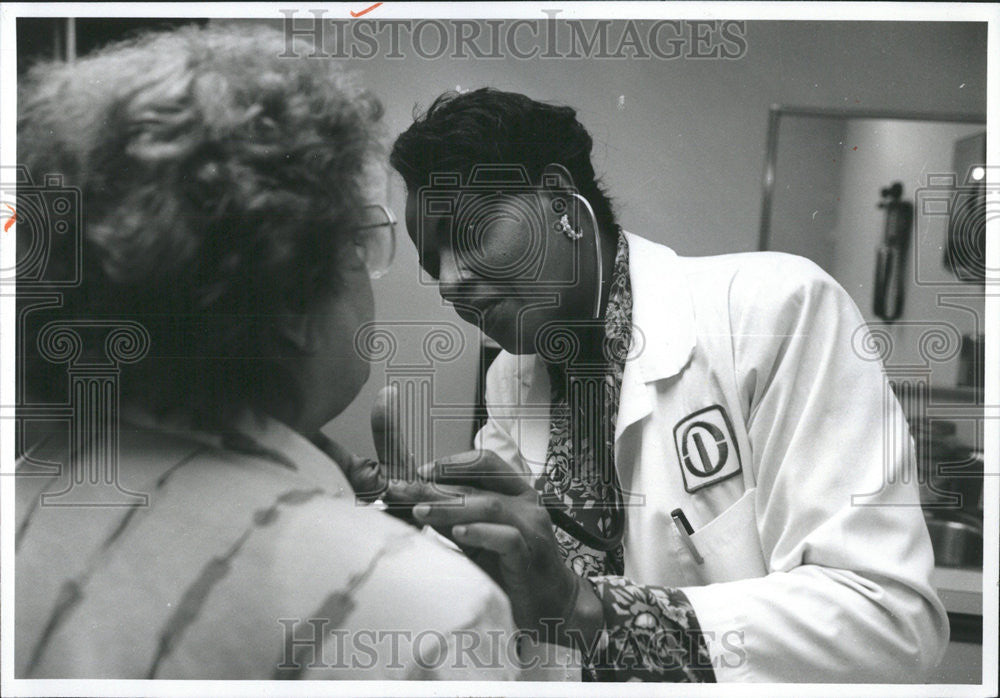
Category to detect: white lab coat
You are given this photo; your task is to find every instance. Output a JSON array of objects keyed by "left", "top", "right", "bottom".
[{"left": 476, "top": 232, "right": 949, "bottom": 682}]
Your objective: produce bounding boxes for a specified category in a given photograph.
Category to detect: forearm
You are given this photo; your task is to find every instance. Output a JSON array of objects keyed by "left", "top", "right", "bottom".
[{"left": 563, "top": 575, "right": 716, "bottom": 682}]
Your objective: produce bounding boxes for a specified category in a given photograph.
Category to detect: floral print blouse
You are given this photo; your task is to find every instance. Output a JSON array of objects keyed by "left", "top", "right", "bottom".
[{"left": 538, "top": 232, "right": 716, "bottom": 683}]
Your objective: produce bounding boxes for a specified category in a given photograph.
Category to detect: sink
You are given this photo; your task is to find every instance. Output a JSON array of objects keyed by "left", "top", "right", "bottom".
[{"left": 925, "top": 514, "right": 983, "bottom": 568}]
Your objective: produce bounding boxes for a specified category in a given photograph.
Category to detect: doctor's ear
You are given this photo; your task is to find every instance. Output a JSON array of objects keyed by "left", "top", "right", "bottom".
[{"left": 540, "top": 163, "right": 578, "bottom": 192}]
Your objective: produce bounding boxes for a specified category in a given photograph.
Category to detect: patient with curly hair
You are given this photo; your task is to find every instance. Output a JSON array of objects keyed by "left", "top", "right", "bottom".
[{"left": 15, "top": 24, "right": 517, "bottom": 680}]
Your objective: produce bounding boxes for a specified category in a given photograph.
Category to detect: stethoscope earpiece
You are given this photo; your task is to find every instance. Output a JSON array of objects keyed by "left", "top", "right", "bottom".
[{"left": 567, "top": 192, "right": 604, "bottom": 320}]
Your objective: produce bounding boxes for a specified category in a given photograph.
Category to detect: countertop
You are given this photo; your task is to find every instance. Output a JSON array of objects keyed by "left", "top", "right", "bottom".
[{"left": 931, "top": 566, "right": 983, "bottom": 616}]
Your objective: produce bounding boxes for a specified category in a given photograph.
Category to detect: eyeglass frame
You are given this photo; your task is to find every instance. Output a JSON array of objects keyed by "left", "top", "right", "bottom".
[{"left": 353, "top": 203, "right": 397, "bottom": 279}]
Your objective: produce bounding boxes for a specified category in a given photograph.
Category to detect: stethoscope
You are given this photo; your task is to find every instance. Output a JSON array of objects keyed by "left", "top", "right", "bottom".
[{"left": 538, "top": 485, "right": 626, "bottom": 552}]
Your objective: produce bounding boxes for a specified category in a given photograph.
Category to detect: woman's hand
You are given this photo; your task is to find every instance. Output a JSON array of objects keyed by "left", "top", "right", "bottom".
[{"left": 413, "top": 450, "right": 604, "bottom": 647}]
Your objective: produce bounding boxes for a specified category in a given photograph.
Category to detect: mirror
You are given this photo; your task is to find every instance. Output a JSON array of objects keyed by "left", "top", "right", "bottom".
[{"left": 758, "top": 107, "right": 986, "bottom": 395}]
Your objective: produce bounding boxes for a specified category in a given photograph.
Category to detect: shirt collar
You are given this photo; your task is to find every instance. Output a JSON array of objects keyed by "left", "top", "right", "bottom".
[
  {"left": 121, "top": 405, "right": 352, "bottom": 496},
  {"left": 542, "top": 229, "right": 633, "bottom": 389},
  {"left": 621, "top": 231, "right": 696, "bottom": 383},
  {"left": 523, "top": 232, "right": 697, "bottom": 441},
  {"left": 232, "top": 413, "right": 353, "bottom": 496},
  {"left": 614, "top": 232, "right": 696, "bottom": 441},
  {"left": 603, "top": 229, "right": 634, "bottom": 370}
]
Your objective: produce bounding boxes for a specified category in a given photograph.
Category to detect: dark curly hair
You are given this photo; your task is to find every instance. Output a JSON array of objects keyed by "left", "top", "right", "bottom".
[
  {"left": 390, "top": 87, "right": 617, "bottom": 238},
  {"left": 18, "top": 24, "right": 384, "bottom": 430}
]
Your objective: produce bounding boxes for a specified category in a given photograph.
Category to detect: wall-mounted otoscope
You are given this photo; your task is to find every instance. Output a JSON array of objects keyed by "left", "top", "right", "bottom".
[{"left": 873, "top": 182, "right": 914, "bottom": 322}]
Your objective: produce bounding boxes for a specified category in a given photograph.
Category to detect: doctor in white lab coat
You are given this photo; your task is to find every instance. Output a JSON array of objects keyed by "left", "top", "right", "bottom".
[
  {"left": 386, "top": 86, "right": 949, "bottom": 682},
  {"left": 471, "top": 232, "right": 950, "bottom": 681}
]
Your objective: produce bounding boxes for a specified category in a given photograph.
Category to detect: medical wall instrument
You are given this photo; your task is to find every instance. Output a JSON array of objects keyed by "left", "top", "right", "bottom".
[{"left": 873, "top": 181, "right": 914, "bottom": 323}]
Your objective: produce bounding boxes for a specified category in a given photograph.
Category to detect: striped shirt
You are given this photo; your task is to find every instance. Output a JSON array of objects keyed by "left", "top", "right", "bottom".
[{"left": 16, "top": 410, "right": 519, "bottom": 680}]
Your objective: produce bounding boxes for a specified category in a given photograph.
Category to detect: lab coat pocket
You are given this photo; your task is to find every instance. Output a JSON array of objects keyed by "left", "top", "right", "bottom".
[{"left": 688, "top": 488, "right": 768, "bottom": 584}]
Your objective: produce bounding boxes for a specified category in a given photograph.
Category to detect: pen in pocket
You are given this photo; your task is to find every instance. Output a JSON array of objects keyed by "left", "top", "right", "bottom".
[{"left": 671, "top": 508, "right": 704, "bottom": 564}]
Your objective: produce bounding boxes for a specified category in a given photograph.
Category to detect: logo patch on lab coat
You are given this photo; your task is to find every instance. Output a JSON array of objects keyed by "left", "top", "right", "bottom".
[{"left": 673, "top": 405, "right": 742, "bottom": 492}]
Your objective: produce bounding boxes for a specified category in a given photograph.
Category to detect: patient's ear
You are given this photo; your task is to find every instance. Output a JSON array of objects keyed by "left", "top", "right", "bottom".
[{"left": 274, "top": 314, "right": 314, "bottom": 354}]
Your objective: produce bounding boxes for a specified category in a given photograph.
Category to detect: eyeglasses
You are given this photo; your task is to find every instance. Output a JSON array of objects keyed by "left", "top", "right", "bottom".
[{"left": 353, "top": 204, "right": 397, "bottom": 279}]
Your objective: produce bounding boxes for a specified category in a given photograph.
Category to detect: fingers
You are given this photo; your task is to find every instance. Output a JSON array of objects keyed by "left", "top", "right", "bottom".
[
  {"left": 383, "top": 478, "right": 469, "bottom": 507},
  {"left": 412, "top": 493, "right": 523, "bottom": 528},
  {"left": 379, "top": 479, "right": 443, "bottom": 527},
  {"left": 370, "top": 385, "right": 399, "bottom": 466},
  {"left": 420, "top": 450, "right": 532, "bottom": 496},
  {"left": 371, "top": 385, "right": 416, "bottom": 479},
  {"left": 451, "top": 523, "right": 530, "bottom": 572}
]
